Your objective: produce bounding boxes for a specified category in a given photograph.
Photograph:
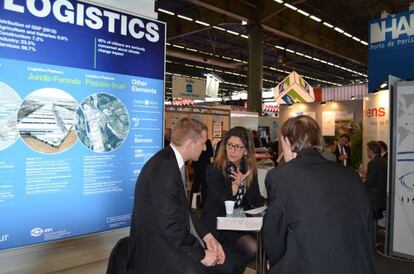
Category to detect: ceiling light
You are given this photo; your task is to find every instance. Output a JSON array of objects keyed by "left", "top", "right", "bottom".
[
  {"left": 297, "top": 9, "right": 310, "bottom": 16},
  {"left": 195, "top": 20, "right": 210, "bottom": 27},
  {"left": 177, "top": 14, "right": 193, "bottom": 21},
  {"left": 242, "top": 20, "right": 248, "bottom": 25},
  {"left": 284, "top": 3, "right": 297, "bottom": 10},
  {"left": 275, "top": 45, "right": 285, "bottom": 50},
  {"left": 213, "top": 26, "right": 226, "bottom": 31},
  {"left": 241, "top": 34, "right": 249, "bottom": 39},
  {"left": 352, "top": 37, "right": 361, "bottom": 42},
  {"left": 310, "top": 15, "right": 322, "bottom": 22},
  {"left": 323, "top": 22, "right": 334, "bottom": 28},
  {"left": 274, "top": 0, "right": 284, "bottom": 3},
  {"left": 334, "top": 27, "right": 344, "bottom": 33},
  {"left": 343, "top": 32, "right": 352, "bottom": 38},
  {"left": 380, "top": 81, "right": 388, "bottom": 89},
  {"left": 360, "top": 40, "right": 368, "bottom": 46},
  {"left": 157, "top": 8, "right": 174, "bottom": 16},
  {"left": 350, "top": 96, "right": 356, "bottom": 100},
  {"left": 226, "top": 30, "right": 240, "bottom": 35}
]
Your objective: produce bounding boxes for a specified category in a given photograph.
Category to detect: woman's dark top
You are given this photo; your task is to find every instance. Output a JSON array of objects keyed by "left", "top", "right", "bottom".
[{"left": 202, "top": 164, "right": 265, "bottom": 238}]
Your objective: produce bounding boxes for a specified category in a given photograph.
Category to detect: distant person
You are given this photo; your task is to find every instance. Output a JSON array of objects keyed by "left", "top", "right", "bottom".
[
  {"left": 363, "top": 141, "right": 388, "bottom": 219},
  {"left": 252, "top": 130, "right": 261, "bottom": 148},
  {"left": 164, "top": 127, "right": 171, "bottom": 147},
  {"left": 192, "top": 138, "right": 214, "bottom": 206},
  {"left": 203, "top": 126, "right": 265, "bottom": 274},
  {"left": 127, "top": 117, "right": 241, "bottom": 274},
  {"left": 321, "top": 136, "right": 337, "bottom": 162},
  {"left": 214, "top": 130, "right": 227, "bottom": 157},
  {"left": 263, "top": 115, "right": 376, "bottom": 274},
  {"left": 377, "top": 140, "right": 388, "bottom": 159},
  {"left": 335, "top": 133, "right": 352, "bottom": 167}
]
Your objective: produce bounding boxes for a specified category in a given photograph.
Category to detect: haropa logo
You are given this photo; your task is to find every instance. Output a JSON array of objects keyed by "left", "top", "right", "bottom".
[
  {"left": 30, "top": 227, "right": 44, "bottom": 237},
  {"left": 399, "top": 172, "right": 414, "bottom": 191}
]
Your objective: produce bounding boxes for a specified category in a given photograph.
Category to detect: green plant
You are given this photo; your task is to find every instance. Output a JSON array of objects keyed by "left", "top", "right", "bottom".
[{"left": 349, "top": 121, "right": 363, "bottom": 170}]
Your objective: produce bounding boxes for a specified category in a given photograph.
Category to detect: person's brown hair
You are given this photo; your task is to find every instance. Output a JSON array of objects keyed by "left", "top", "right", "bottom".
[
  {"left": 171, "top": 117, "right": 207, "bottom": 147},
  {"left": 214, "top": 126, "right": 257, "bottom": 187},
  {"left": 367, "top": 140, "right": 381, "bottom": 155},
  {"left": 281, "top": 115, "right": 323, "bottom": 153}
]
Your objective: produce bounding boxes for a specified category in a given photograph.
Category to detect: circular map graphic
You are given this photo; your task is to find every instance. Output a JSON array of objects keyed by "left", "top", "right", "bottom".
[
  {"left": 0, "top": 81, "right": 21, "bottom": 151},
  {"left": 75, "top": 93, "right": 129, "bottom": 152},
  {"left": 17, "top": 88, "right": 78, "bottom": 154}
]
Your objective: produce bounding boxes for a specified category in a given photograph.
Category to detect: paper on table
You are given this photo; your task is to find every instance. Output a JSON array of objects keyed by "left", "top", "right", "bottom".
[
  {"left": 244, "top": 205, "right": 267, "bottom": 215},
  {"left": 217, "top": 217, "right": 263, "bottom": 231}
]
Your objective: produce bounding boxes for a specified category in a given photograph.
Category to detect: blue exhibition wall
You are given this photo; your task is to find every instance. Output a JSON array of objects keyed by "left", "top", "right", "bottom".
[
  {"left": 0, "top": 0, "right": 165, "bottom": 250},
  {"left": 368, "top": 9, "right": 414, "bottom": 92}
]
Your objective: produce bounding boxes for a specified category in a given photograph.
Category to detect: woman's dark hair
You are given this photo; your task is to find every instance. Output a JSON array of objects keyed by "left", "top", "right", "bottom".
[
  {"left": 281, "top": 115, "right": 323, "bottom": 153},
  {"left": 214, "top": 126, "right": 257, "bottom": 187}
]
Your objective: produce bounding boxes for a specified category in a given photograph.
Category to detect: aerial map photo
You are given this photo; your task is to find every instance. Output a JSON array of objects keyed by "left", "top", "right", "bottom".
[
  {"left": 16, "top": 88, "right": 78, "bottom": 154},
  {"left": 0, "top": 82, "right": 21, "bottom": 151},
  {"left": 75, "top": 93, "right": 129, "bottom": 152}
]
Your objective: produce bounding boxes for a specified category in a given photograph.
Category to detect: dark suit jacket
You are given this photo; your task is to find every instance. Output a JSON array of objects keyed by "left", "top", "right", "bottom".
[
  {"left": 127, "top": 146, "right": 208, "bottom": 274},
  {"left": 202, "top": 164, "right": 265, "bottom": 237},
  {"left": 365, "top": 155, "right": 388, "bottom": 212},
  {"left": 263, "top": 148, "right": 376, "bottom": 274},
  {"left": 335, "top": 144, "right": 352, "bottom": 167}
]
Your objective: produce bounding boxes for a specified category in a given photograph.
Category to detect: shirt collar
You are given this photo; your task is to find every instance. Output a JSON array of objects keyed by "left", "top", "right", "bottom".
[{"left": 170, "top": 144, "right": 185, "bottom": 169}]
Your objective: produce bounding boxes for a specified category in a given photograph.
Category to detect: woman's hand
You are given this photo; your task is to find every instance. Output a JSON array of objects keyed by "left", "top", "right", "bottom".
[{"left": 231, "top": 169, "right": 250, "bottom": 195}]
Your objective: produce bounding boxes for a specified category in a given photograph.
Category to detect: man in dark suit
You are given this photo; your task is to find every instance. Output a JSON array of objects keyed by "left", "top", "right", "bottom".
[
  {"left": 127, "top": 118, "right": 235, "bottom": 274},
  {"left": 263, "top": 116, "right": 376, "bottom": 274},
  {"left": 335, "top": 133, "right": 352, "bottom": 167},
  {"left": 377, "top": 140, "right": 388, "bottom": 159},
  {"left": 364, "top": 140, "right": 388, "bottom": 219}
]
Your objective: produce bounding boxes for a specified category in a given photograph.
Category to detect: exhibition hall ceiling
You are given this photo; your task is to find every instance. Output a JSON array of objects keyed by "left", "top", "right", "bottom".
[{"left": 155, "top": 0, "right": 412, "bottom": 100}]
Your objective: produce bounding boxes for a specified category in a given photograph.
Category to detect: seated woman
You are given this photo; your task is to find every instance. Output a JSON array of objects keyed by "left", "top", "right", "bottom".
[{"left": 202, "top": 126, "right": 265, "bottom": 273}]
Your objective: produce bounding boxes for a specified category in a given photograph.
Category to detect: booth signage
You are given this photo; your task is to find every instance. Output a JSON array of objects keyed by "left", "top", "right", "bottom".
[
  {"left": 0, "top": 0, "right": 165, "bottom": 250},
  {"left": 368, "top": 10, "right": 414, "bottom": 92}
]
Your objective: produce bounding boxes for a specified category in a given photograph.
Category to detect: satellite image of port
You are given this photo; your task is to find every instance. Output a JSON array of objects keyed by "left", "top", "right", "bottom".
[{"left": 76, "top": 93, "right": 129, "bottom": 152}]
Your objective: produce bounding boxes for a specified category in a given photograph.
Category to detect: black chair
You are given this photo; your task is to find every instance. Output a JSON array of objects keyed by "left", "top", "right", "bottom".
[{"left": 106, "top": 236, "right": 133, "bottom": 274}]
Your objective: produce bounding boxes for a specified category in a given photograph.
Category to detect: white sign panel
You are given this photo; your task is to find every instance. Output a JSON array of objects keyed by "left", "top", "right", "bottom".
[
  {"left": 391, "top": 81, "right": 414, "bottom": 258},
  {"left": 89, "top": 0, "right": 157, "bottom": 18},
  {"left": 362, "top": 90, "right": 389, "bottom": 167},
  {"left": 172, "top": 76, "right": 206, "bottom": 100},
  {"left": 322, "top": 111, "right": 335, "bottom": 136}
]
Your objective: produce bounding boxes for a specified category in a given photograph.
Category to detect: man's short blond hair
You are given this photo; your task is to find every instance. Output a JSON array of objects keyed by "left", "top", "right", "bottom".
[{"left": 171, "top": 117, "right": 207, "bottom": 147}]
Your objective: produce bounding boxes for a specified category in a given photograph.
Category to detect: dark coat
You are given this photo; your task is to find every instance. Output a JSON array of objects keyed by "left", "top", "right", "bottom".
[
  {"left": 127, "top": 146, "right": 208, "bottom": 274},
  {"left": 365, "top": 155, "right": 388, "bottom": 212},
  {"left": 263, "top": 148, "right": 376, "bottom": 274},
  {"left": 202, "top": 164, "right": 265, "bottom": 237}
]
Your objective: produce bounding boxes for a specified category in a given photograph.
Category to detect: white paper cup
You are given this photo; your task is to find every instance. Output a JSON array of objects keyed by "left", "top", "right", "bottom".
[{"left": 225, "top": 200, "right": 235, "bottom": 215}]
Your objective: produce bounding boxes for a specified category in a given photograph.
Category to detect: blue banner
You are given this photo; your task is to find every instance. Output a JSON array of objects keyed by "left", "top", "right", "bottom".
[
  {"left": 0, "top": 0, "right": 165, "bottom": 250},
  {"left": 368, "top": 9, "right": 414, "bottom": 92}
]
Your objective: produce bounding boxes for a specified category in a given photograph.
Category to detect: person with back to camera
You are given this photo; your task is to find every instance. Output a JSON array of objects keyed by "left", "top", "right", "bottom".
[
  {"left": 127, "top": 117, "right": 245, "bottom": 274},
  {"left": 363, "top": 141, "right": 388, "bottom": 220},
  {"left": 202, "top": 126, "right": 265, "bottom": 274},
  {"left": 263, "top": 115, "right": 376, "bottom": 274}
]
